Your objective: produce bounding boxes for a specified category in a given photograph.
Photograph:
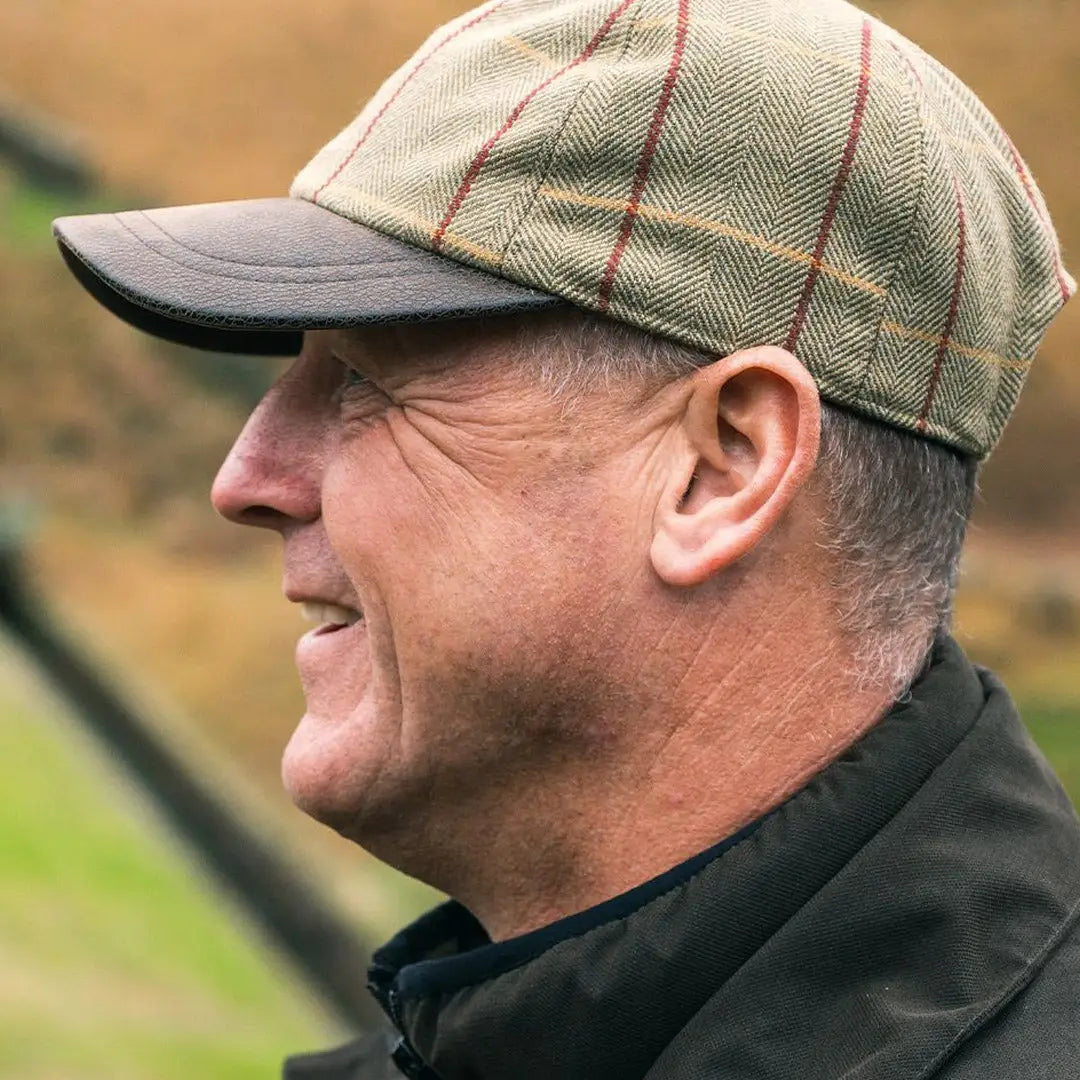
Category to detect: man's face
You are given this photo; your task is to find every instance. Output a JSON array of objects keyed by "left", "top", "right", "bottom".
[{"left": 212, "top": 320, "right": 676, "bottom": 851}]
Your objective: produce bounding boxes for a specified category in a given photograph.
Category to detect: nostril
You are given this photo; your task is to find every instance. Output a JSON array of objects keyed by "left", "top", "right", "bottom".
[{"left": 241, "top": 504, "right": 292, "bottom": 528}]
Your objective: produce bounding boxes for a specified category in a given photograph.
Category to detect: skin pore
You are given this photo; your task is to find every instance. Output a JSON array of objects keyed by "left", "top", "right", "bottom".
[{"left": 211, "top": 316, "right": 893, "bottom": 942}]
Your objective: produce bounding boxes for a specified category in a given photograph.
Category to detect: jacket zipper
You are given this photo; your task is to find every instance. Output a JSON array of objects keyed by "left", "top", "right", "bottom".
[{"left": 387, "top": 986, "right": 441, "bottom": 1080}]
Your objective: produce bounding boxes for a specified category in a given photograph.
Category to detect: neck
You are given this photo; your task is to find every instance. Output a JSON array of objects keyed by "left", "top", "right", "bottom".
[{"left": 368, "top": 579, "right": 894, "bottom": 942}]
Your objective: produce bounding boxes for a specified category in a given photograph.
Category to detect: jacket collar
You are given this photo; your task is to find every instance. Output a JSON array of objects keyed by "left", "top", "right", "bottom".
[{"left": 366, "top": 638, "right": 1080, "bottom": 1080}]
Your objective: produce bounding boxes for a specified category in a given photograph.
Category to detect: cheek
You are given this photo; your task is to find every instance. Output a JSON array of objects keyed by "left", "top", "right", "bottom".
[
  {"left": 323, "top": 423, "right": 503, "bottom": 583},
  {"left": 322, "top": 423, "right": 636, "bottom": 677},
  {"left": 322, "top": 429, "right": 423, "bottom": 564}
]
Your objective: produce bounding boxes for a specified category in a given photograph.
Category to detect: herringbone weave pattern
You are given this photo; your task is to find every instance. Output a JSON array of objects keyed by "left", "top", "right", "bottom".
[{"left": 291, "top": 0, "right": 1074, "bottom": 457}]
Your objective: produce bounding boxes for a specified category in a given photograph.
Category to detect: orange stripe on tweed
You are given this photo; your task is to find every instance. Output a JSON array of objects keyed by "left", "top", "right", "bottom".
[{"left": 539, "top": 186, "right": 888, "bottom": 297}]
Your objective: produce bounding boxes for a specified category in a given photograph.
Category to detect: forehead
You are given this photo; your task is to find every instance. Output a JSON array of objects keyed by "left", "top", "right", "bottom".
[{"left": 314, "top": 314, "right": 531, "bottom": 377}]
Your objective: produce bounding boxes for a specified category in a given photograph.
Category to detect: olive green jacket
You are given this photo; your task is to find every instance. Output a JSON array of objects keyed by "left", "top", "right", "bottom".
[{"left": 286, "top": 638, "right": 1080, "bottom": 1079}]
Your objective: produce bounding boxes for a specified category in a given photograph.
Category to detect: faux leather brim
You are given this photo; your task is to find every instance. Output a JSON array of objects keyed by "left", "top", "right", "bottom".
[{"left": 52, "top": 197, "right": 563, "bottom": 355}]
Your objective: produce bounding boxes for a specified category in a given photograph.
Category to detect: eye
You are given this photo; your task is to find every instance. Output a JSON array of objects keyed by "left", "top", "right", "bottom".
[
  {"left": 328, "top": 358, "right": 371, "bottom": 408},
  {"left": 333, "top": 358, "right": 369, "bottom": 401}
]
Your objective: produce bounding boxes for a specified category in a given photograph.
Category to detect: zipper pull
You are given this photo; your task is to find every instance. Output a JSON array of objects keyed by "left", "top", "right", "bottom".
[
  {"left": 387, "top": 988, "right": 442, "bottom": 1080},
  {"left": 391, "top": 1035, "right": 430, "bottom": 1079}
]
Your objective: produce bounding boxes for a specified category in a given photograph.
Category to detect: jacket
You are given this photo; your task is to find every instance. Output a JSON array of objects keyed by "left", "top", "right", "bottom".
[{"left": 285, "top": 637, "right": 1080, "bottom": 1079}]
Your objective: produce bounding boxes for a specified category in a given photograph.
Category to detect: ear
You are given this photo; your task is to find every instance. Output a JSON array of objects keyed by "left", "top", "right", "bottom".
[{"left": 650, "top": 346, "right": 821, "bottom": 588}]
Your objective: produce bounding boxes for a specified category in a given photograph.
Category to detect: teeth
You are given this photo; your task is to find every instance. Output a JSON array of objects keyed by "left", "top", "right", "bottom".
[{"left": 300, "top": 602, "right": 361, "bottom": 627}]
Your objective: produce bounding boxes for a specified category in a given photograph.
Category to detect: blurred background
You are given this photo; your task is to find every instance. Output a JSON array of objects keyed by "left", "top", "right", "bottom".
[{"left": 0, "top": 0, "right": 1077, "bottom": 1077}]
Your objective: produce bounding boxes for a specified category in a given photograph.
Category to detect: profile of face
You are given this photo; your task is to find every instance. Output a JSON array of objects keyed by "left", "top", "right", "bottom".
[
  {"left": 210, "top": 319, "right": 679, "bottom": 857},
  {"left": 212, "top": 313, "right": 821, "bottom": 882}
]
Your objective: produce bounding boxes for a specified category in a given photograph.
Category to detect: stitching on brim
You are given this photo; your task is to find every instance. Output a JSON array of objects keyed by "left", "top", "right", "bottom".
[
  {"left": 132, "top": 210, "right": 415, "bottom": 270},
  {"left": 112, "top": 215, "right": 482, "bottom": 286}
]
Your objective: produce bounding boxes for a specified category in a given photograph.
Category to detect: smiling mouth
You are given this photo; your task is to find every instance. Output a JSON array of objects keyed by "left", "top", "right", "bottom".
[{"left": 300, "top": 602, "right": 363, "bottom": 634}]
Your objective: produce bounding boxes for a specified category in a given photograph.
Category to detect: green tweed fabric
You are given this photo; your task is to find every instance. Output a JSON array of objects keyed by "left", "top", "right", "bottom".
[{"left": 291, "top": 0, "right": 1074, "bottom": 457}]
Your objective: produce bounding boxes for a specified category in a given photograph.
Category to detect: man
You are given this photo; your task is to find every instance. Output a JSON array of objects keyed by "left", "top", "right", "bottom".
[{"left": 52, "top": 0, "right": 1079, "bottom": 1076}]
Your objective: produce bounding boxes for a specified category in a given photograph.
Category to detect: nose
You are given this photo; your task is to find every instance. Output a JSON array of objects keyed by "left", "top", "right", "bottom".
[{"left": 211, "top": 377, "right": 323, "bottom": 531}]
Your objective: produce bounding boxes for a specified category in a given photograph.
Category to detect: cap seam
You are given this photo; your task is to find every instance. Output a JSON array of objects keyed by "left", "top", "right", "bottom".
[
  {"left": 680, "top": 0, "right": 781, "bottom": 354},
  {"left": 853, "top": 34, "right": 929, "bottom": 416},
  {"left": 922, "top": 55, "right": 1018, "bottom": 451},
  {"left": 312, "top": 0, "right": 511, "bottom": 206},
  {"left": 500, "top": 0, "right": 643, "bottom": 276},
  {"left": 783, "top": 17, "right": 875, "bottom": 356},
  {"left": 596, "top": 0, "right": 691, "bottom": 310},
  {"left": 431, "top": 0, "right": 640, "bottom": 254}
]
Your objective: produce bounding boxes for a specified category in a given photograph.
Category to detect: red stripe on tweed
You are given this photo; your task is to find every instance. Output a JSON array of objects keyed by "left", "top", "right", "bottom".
[
  {"left": 312, "top": 0, "right": 509, "bottom": 206},
  {"left": 917, "top": 176, "right": 967, "bottom": 431},
  {"left": 1004, "top": 133, "right": 1071, "bottom": 302},
  {"left": 431, "top": 0, "right": 637, "bottom": 252},
  {"left": 784, "top": 18, "right": 874, "bottom": 354},
  {"left": 597, "top": 0, "right": 692, "bottom": 311}
]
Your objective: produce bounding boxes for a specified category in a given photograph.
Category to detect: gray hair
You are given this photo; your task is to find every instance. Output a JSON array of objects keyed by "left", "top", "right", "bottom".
[{"left": 511, "top": 310, "right": 978, "bottom": 698}]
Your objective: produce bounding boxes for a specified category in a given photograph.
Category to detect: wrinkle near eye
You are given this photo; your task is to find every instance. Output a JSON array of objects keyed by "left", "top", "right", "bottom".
[{"left": 386, "top": 402, "right": 496, "bottom": 492}]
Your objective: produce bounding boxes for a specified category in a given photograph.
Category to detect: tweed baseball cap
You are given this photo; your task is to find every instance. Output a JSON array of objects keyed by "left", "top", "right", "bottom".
[{"left": 53, "top": 0, "right": 1073, "bottom": 457}]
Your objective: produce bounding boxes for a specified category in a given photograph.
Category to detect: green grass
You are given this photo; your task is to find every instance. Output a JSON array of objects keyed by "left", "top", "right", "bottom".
[
  {"left": 0, "top": 651, "right": 337, "bottom": 1080},
  {"left": 1024, "top": 701, "right": 1080, "bottom": 807},
  {"left": 0, "top": 173, "right": 120, "bottom": 252}
]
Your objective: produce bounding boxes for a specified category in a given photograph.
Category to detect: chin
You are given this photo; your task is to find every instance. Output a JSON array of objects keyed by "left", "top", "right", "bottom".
[{"left": 280, "top": 712, "right": 376, "bottom": 832}]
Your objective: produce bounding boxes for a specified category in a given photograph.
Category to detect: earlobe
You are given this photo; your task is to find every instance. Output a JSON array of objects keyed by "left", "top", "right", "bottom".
[
  {"left": 651, "top": 510, "right": 776, "bottom": 587},
  {"left": 650, "top": 346, "right": 821, "bottom": 589}
]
